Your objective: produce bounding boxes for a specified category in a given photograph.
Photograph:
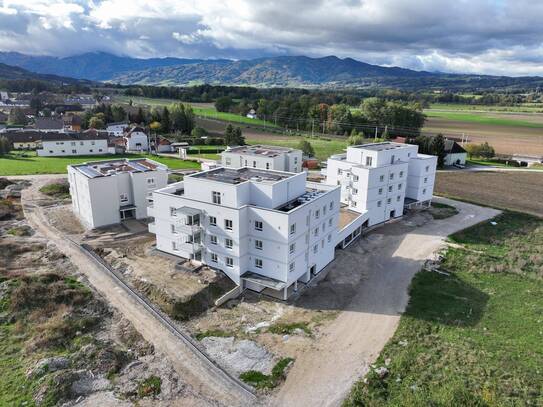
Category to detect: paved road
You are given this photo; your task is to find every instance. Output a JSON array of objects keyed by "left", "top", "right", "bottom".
[
  {"left": 20, "top": 177, "right": 255, "bottom": 407},
  {"left": 271, "top": 197, "right": 501, "bottom": 407}
]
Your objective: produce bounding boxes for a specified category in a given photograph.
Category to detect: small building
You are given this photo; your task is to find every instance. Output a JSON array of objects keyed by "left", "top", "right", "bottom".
[
  {"left": 444, "top": 140, "right": 467, "bottom": 166},
  {"left": 68, "top": 158, "right": 168, "bottom": 229},
  {"left": 106, "top": 122, "right": 129, "bottom": 137},
  {"left": 34, "top": 117, "right": 65, "bottom": 133},
  {"left": 5, "top": 131, "right": 43, "bottom": 150},
  {"left": 151, "top": 136, "right": 174, "bottom": 153},
  {"left": 148, "top": 167, "right": 339, "bottom": 299},
  {"left": 221, "top": 145, "right": 303, "bottom": 173},
  {"left": 124, "top": 126, "right": 149, "bottom": 152},
  {"left": 63, "top": 114, "right": 83, "bottom": 132},
  {"left": 246, "top": 109, "right": 257, "bottom": 119},
  {"left": 37, "top": 132, "right": 109, "bottom": 156}
]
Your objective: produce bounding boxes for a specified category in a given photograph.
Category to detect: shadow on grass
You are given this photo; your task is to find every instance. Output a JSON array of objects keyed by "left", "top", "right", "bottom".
[{"left": 404, "top": 271, "right": 488, "bottom": 327}]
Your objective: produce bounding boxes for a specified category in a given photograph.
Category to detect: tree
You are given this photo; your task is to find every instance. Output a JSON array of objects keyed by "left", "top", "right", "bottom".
[
  {"left": 111, "top": 105, "right": 127, "bottom": 122},
  {"left": 215, "top": 96, "right": 234, "bottom": 112},
  {"left": 191, "top": 126, "right": 209, "bottom": 139},
  {"left": 465, "top": 142, "right": 495, "bottom": 159},
  {"left": 161, "top": 107, "right": 171, "bottom": 133},
  {"left": 348, "top": 129, "right": 365, "bottom": 145},
  {"left": 149, "top": 121, "right": 162, "bottom": 133},
  {"left": 298, "top": 140, "right": 315, "bottom": 157},
  {"left": 430, "top": 134, "right": 446, "bottom": 168},
  {"left": 0, "top": 136, "right": 11, "bottom": 155},
  {"left": 8, "top": 108, "right": 28, "bottom": 125},
  {"left": 89, "top": 114, "right": 106, "bottom": 129},
  {"left": 224, "top": 124, "right": 245, "bottom": 146}
]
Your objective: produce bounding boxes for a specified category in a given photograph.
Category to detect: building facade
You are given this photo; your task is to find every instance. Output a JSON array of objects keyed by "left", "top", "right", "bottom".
[
  {"left": 124, "top": 127, "right": 149, "bottom": 152},
  {"left": 221, "top": 145, "right": 303, "bottom": 173},
  {"left": 149, "top": 167, "right": 340, "bottom": 299},
  {"left": 106, "top": 122, "right": 128, "bottom": 136},
  {"left": 325, "top": 142, "right": 437, "bottom": 226},
  {"left": 37, "top": 133, "right": 110, "bottom": 156},
  {"left": 68, "top": 158, "right": 168, "bottom": 229}
]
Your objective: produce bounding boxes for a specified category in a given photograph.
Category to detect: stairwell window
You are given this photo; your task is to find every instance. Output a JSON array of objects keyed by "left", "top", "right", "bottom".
[
  {"left": 212, "top": 191, "right": 221, "bottom": 204},
  {"left": 289, "top": 262, "right": 295, "bottom": 273},
  {"left": 289, "top": 243, "right": 296, "bottom": 254},
  {"left": 290, "top": 223, "right": 296, "bottom": 235}
]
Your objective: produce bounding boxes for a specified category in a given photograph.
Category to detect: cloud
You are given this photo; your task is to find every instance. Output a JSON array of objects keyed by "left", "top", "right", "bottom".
[{"left": 1, "top": 0, "right": 543, "bottom": 75}]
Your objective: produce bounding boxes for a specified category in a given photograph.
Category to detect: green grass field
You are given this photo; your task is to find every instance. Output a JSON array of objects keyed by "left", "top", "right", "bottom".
[
  {"left": 345, "top": 212, "right": 543, "bottom": 406},
  {"left": 115, "top": 96, "right": 277, "bottom": 127},
  {"left": 246, "top": 137, "right": 348, "bottom": 161},
  {"left": 429, "top": 103, "right": 543, "bottom": 113},
  {"left": 0, "top": 151, "right": 200, "bottom": 176},
  {"left": 425, "top": 110, "right": 543, "bottom": 128}
]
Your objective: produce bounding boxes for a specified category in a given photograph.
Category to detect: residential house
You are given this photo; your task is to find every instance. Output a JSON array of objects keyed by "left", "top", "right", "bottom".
[
  {"left": 63, "top": 114, "right": 83, "bottom": 132},
  {"left": 34, "top": 117, "right": 65, "bottom": 133},
  {"left": 221, "top": 145, "right": 303, "bottom": 173},
  {"left": 444, "top": 140, "right": 468, "bottom": 166},
  {"left": 124, "top": 126, "right": 149, "bottom": 152},
  {"left": 4, "top": 131, "right": 43, "bottom": 150},
  {"left": 106, "top": 122, "right": 129, "bottom": 136},
  {"left": 68, "top": 158, "right": 168, "bottom": 229},
  {"left": 37, "top": 132, "right": 109, "bottom": 156},
  {"left": 246, "top": 109, "right": 257, "bottom": 119}
]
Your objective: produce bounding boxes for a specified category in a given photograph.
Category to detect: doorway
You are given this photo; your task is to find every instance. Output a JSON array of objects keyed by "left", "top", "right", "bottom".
[
  {"left": 390, "top": 210, "right": 396, "bottom": 218},
  {"left": 120, "top": 209, "right": 135, "bottom": 220}
]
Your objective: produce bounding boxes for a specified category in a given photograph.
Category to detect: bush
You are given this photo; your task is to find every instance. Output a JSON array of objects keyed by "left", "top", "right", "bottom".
[
  {"left": 239, "top": 357, "right": 294, "bottom": 389},
  {"left": 137, "top": 375, "right": 162, "bottom": 398},
  {"left": 39, "top": 181, "right": 70, "bottom": 199}
]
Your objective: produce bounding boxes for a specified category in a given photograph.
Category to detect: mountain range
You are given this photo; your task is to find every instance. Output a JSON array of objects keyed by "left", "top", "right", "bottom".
[
  {"left": 0, "top": 62, "right": 91, "bottom": 85},
  {"left": 1, "top": 51, "right": 543, "bottom": 90}
]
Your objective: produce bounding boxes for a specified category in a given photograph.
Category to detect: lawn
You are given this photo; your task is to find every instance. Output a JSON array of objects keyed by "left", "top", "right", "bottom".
[
  {"left": 246, "top": 136, "right": 348, "bottom": 161},
  {"left": 0, "top": 151, "right": 200, "bottom": 176},
  {"left": 345, "top": 212, "right": 543, "bottom": 406},
  {"left": 424, "top": 110, "right": 543, "bottom": 128}
]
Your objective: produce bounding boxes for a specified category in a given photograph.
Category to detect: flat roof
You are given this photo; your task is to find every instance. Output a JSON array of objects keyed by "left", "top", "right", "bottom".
[
  {"left": 71, "top": 158, "right": 164, "bottom": 178},
  {"left": 191, "top": 167, "right": 293, "bottom": 185},
  {"left": 223, "top": 144, "right": 296, "bottom": 158},
  {"left": 351, "top": 142, "right": 412, "bottom": 152}
]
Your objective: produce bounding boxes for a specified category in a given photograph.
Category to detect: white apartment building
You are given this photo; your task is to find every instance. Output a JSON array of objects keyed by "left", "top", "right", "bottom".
[
  {"left": 37, "top": 133, "right": 110, "bottom": 156},
  {"left": 221, "top": 145, "right": 303, "bottom": 173},
  {"left": 325, "top": 142, "right": 437, "bottom": 226},
  {"left": 68, "top": 158, "right": 168, "bottom": 229},
  {"left": 149, "top": 167, "right": 340, "bottom": 299}
]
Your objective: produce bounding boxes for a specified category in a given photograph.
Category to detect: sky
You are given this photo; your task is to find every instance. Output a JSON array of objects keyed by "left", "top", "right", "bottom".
[{"left": 1, "top": 0, "right": 542, "bottom": 76}]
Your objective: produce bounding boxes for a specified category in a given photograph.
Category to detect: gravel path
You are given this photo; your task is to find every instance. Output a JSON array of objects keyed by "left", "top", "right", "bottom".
[
  {"left": 20, "top": 176, "right": 255, "bottom": 407},
  {"left": 270, "top": 197, "right": 500, "bottom": 407}
]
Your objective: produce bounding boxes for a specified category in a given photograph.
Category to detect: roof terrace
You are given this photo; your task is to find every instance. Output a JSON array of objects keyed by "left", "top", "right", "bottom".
[
  {"left": 71, "top": 158, "right": 164, "bottom": 178},
  {"left": 191, "top": 167, "right": 293, "bottom": 185}
]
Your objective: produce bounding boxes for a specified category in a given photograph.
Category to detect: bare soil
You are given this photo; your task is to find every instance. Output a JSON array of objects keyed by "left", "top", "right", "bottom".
[{"left": 435, "top": 171, "right": 543, "bottom": 217}]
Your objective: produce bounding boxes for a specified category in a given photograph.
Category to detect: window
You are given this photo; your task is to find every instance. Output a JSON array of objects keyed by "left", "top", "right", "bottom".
[
  {"left": 61, "top": 150, "right": 65, "bottom": 153},
  {"left": 80, "top": 141, "right": 84, "bottom": 146},
  {"left": 170, "top": 207, "right": 177, "bottom": 217},
  {"left": 71, "top": 141, "right": 76, "bottom": 146},
  {"left": 388, "top": 185, "right": 393, "bottom": 192},
  {"left": 211, "top": 253, "right": 218, "bottom": 263},
  {"left": 254, "top": 220, "right": 263, "bottom": 231},
  {"left": 98, "top": 149, "right": 103, "bottom": 152},
  {"left": 290, "top": 223, "right": 296, "bottom": 235},
  {"left": 391, "top": 155, "right": 395, "bottom": 164},
  {"left": 399, "top": 171, "right": 404, "bottom": 178},
  {"left": 377, "top": 200, "right": 382, "bottom": 208},
  {"left": 366, "top": 156, "right": 373, "bottom": 166},
  {"left": 353, "top": 175, "right": 359, "bottom": 182},
  {"left": 170, "top": 224, "right": 177, "bottom": 234},
  {"left": 352, "top": 201, "right": 358, "bottom": 207},
  {"left": 322, "top": 223, "right": 325, "bottom": 232},
  {"left": 329, "top": 201, "right": 334, "bottom": 210},
  {"left": 212, "top": 191, "right": 221, "bottom": 204},
  {"left": 120, "top": 193, "right": 128, "bottom": 203},
  {"left": 425, "top": 166, "right": 430, "bottom": 172},
  {"left": 379, "top": 187, "right": 383, "bottom": 195},
  {"left": 390, "top": 173, "right": 394, "bottom": 180},
  {"left": 245, "top": 160, "right": 248, "bottom": 166},
  {"left": 315, "top": 210, "right": 320, "bottom": 219},
  {"left": 313, "top": 244, "right": 318, "bottom": 254},
  {"left": 289, "top": 262, "right": 295, "bottom": 273},
  {"left": 337, "top": 169, "right": 343, "bottom": 175},
  {"left": 71, "top": 149, "right": 77, "bottom": 154},
  {"left": 89, "top": 149, "right": 93, "bottom": 153},
  {"left": 225, "top": 219, "right": 233, "bottom": 230},
  {"left": 255, "top": 258, "right": 263, "bottom": 269},
  {"left": 397, "top": 195, "right": 401, "bottom": 202},
  {"left": 210, "top": 235, "right": 217, "bottom": 245},
  {"left": 314, "top": 227, "right": 319, "bottom": 237},
  {"left": 423, "top": 188, "right": 427, "bottom": 194},
  {"left": 398, "top": 183, "right": 402, "bottom": 190},
  {"left": 266, "top": 163, "right": 270, "bottom": 169},
  {"left": 91, "top": 141, "right": 95, "bottom": 145},
  {"left": 253, "top": 161, "right": 256, "bottom": 168},
  {"left": 327, "top": 234, "right": 332, "bottom": 243},
  {"left": 172, "top": 241, "right": 179, "bottom": 251},
  {"left": 353, "top": 188, "right": 358, "bottom": 194},
  {"left": 387, "top": 198, "right": 391, "bottom": 204},
  {"left": 329, "top": 218, "right": 333, "bottom": 227},
  {"left": 323, "top": 205, "right": 327, "bottom": 215},
  {"left": 380, "top": 175, "right": 385, "bottom": 182},
  {"left": 147, "top": 178, "right": 155, "bottom": 186},
  {"left": 226, "top": 257, "right": 234, "bottom": 268},
  {"left": 424, "top": 177, "right": 428, "bottom": 183},
  {"left": 209, "top": 216, "right": 217, "bottom": 226},
  {"left": 225, "top": 238, "right": 233, "bottom": 249},
  {"left": 255, "top": 239, "right": 263, "bottom": 250},
  {"left": 321, "top": 239, "right": 325, "bottom": 248},
  {"left": 289, "top": 243, "right": 295, "bottom": 254}
]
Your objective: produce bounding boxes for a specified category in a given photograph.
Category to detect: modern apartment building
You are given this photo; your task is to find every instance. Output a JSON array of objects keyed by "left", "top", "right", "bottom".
[
  {"left": 68, "top": 158, "right": 168, "bottom": 229},
  {"left": 221, "top": 145, "right": 303, "bottom": 173},
  {"left": 148, "top": 167, "right": 340, "bottom": 299},
  {"left": 325, "top": 142, "right": 437, "bottom": 226}
]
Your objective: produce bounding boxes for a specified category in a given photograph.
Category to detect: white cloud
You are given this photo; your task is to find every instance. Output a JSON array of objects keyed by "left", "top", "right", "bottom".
[{"left": 2, "top": 0, "right": 543, "bottom": 75}]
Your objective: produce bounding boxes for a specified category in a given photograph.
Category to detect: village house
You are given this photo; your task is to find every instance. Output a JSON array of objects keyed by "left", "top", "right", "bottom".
[
  {"left": 37, "top": 131, "right": 110, "bottom": 156},
  {"left": 34, "top": 117, "right": 65, "bottom": 133},
  {"left": 106, "top": 121, "right": 129, "bottom": 136},
  {"left": 63, "top": 114, "right": 83, "bottom": 132},
  {"left": 124, "top": 126, "right": 149, "bottom": 152}
]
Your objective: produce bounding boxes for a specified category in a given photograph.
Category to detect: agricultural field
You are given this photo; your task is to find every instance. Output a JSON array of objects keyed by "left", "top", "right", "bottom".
[
  {"left": 345, "top": 211, "right": 543, "bottom": 406},
  {"left": 425, "top": 110, "right": 543, "bottom": 128},
  {"left": 0, "top": 151, "right": 200, "bottom": 176},
  {"left": 435, "top": 171, "right": 543, "bottom": 217},
  {"left": 429, "top": 102, "right": 543, "bottom": 113}
]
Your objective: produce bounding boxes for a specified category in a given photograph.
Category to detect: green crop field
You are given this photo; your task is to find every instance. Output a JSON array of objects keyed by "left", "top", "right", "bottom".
[
  {"left": 0, "top": 151, "right": 200, "bottom": 176},
  {"left": 424, "top": 110, "right": 543, "bottom": 128},
  {"left": 345, "top": 212, "right": 543, "bottom": 406}
]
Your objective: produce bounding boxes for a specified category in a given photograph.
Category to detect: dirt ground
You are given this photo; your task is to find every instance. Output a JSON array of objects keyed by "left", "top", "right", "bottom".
[
  {"left": 424, "top": 117, "right": 543, "bottom": 156},
  {"left": 435, "top": 171, "right": 543, "bottom": 217}
]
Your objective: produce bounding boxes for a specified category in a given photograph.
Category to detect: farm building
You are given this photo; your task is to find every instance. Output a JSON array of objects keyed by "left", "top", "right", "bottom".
[{"left": 444, "top": 140, "right": 467, "bottom": 166}]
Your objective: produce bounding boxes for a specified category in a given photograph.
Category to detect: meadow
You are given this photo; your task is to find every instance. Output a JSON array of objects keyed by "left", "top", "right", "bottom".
[
  {"left": 0, "top": 151, "right": 200, "bottom": 176},
  {"left": 424, "top": 110, "right": 543, "bottom": 128}
]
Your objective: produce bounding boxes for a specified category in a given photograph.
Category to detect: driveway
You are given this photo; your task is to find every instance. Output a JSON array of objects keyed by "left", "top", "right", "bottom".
[{"left": 271, "top": 198, "right": 500, "bottom": 407}]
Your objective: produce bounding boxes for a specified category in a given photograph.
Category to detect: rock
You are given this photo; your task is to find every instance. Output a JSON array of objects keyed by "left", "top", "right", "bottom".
[
  {"left": 27, "top": 356, "right": 70, "bottom": 378},
  {"left": 282, "top": 335, "right": 290, "bottom": 342},
  {"left": 375, "top": 367, "right": 389, "bottom": 379},
  {"left": 71, "top": 371, "right": 111, "bottom": 396},
  {"left": 384, "top": 358, "right": 391, "bottom": 366},
  {"left": 292, "top": 328, "right": 305, "bottom": 336}
]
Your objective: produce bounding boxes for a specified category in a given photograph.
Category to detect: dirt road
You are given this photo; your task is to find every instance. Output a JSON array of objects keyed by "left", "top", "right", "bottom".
[
  {"left": 271, "top": 198, "right": 500, "bottom": 407},
  {"left": 20, "top": 177, "right": 255, "bottom": 407}
]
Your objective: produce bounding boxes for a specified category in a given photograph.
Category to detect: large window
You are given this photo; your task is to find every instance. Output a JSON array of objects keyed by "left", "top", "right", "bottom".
[
  {"left": 226, "top": 257, "right": 233, "bottom": 267},
  {"left": 225, "top": 219, "right": 233, "bottom": 230},
  {"left": 209, "top": 216, "right": 217, "bottom": 226},
  {"left": 212, "top": 191, "right": 221, "bottom": 204},
  {"left": 254, "top": 220, "right": 263, "bottom": 231},
  {"left": 255, "top": 258, "right": 263, "bottom": 269},
  {"left": 365, "top": 156, "right": 373, "bottom": 166},
  {"left": 225, "top": 238, "right": 233, "bottom": 249},
  {"left": 255, "top": 240, "right": 263, "bottom": 250},
  {"left": 211, "top": 253, "right": 218, "bottom": 263},
  {"left": 210, "top": 235, "right": 217, "bottom": 245}
]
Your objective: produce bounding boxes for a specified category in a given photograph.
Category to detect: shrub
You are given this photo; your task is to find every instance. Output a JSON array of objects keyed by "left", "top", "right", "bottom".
[
  {"left": 39, "top": 181, "right": 70, "bottom": 199},
  {"left": 239, "top": 357, "right": 294, "bottom": 389},
  {"left": 137, "top": 375, "right": 162, "bottom": 398}
]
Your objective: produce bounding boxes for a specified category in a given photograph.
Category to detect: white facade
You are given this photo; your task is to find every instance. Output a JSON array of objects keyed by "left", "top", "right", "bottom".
[
  {"left": 125, "top": 130, "right": 149, "bottom": 152},
  {"left": 221, "top": 145, "right": 303, "bottom": 173},
  {"left": 68, "top": 158, "right": 168, "bottom": 229},
  {"left": 325, "top": 142, "right": 437, "bottom": 226},
  {"left": 37, "top": 137, "right": 109, "bottom": 156},
  {"left": 444, "top": 152, "right": 467, "bottom": 166},
  {"left": 149, "top": 167, "right": 340, "bottom": 298},
  {"left": 106, "top": 122, "right": 128, "bottom": 136}
]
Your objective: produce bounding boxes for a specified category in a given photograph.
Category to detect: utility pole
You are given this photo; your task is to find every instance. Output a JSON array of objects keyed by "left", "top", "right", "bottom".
[{"left": 375, "top": 126, "right": 378, "bottom": 140}]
